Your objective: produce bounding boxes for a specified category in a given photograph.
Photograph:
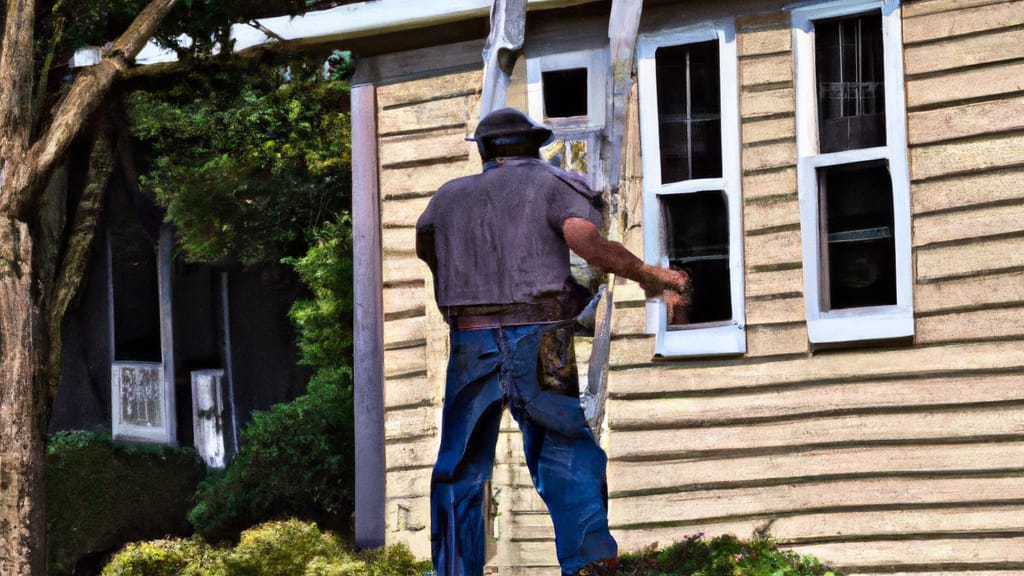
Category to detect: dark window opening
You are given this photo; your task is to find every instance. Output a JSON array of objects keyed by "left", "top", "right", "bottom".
[
  {"left": 662, "top": 191, "right": 732, "bottom": 325},
  {"left": 542, "top": 68, "right": 589, "bottom": 119},
  {"left": 815, "top": 12, "right": 885, "bottom": 153},
  {"left": 819, "top": 161, "right": 896, "bottom": 310},
  {"left": 109, "top": 186, "right": 162, "bottom": 362},
  {"left": 655, "top": 40, "right": 722, "bottom": 183}
]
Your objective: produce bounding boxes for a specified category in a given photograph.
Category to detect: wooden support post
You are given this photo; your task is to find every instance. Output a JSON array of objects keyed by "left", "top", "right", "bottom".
[
  {"left": 157, "top": 222, "right": 178, "bottom": 445},
  {"left": 587, "top": 0, "right": 644, "bottom": 439},
  {"left": 352, "top": 79, "right": 386, "bottom": 549},
  {"left": 480, "top": 0, "right": 527, "bottom": 115}
]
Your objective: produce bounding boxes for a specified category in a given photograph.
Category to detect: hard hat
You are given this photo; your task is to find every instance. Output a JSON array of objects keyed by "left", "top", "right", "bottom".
[{"left": 468, "top": 107, "right": 553, "bottom": 146}]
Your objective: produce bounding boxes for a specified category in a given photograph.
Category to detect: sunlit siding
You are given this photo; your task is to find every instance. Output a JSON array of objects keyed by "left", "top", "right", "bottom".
[{"left": 605, "top": 2, "right": 1024, "bottom": 574}]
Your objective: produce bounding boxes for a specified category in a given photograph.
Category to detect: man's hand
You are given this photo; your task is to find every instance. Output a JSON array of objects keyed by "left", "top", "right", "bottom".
[
  {"left": 640, "top": 265, "right": 690, "bottom": 297},
  {"left": 643, "top": 268, "right": 692, "bottom": 325}
]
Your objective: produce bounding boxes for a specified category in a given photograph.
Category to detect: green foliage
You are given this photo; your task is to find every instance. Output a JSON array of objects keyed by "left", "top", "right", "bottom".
[
  {"left": 187, "top": 370, "right": 355, "bottom": 542},
  {"left": 363, "top": 543, "right": 430, "bottom": 576},
  {"left": 46, "top": 431, "right": 205, "bottom": 576},
  {"left": 224, "top": 519, "right": 348, "bottom": 575},
  {"left": 102, "top": 520, "right": 431, "bottom": 576},
  {"left": 618, "top": 534, "right": 841, "bottom": 576},
  {"left": 97, "top": 538, "right": 214, "bottom": 576},
  {"left": 285, "top": 214, "right": 353, "bottom": 370},
  {"left": 127, "top": 57, "right": 352, "bottom": 266}
]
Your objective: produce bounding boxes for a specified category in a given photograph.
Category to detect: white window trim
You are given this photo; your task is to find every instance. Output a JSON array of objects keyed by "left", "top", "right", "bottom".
[
  {"left": 637, "top": 19, "right": 746, "bottom": 357},
  {"left": 111, "top": 361, "right": 175, "bottom": 444},
  {"left": 790, "top": 0, "right": 914, "bottom": 346},
  {"left": 526, "top": 47, "right": 608, "bottom": 129}
]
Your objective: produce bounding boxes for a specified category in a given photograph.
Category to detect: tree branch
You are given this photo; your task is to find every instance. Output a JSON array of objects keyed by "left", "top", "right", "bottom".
[
  {"left": 44, "top": 125, "right": 114, "bottom": 404},
  {"left": 10, "top": 0, "right": 178, "bottom": 219}
]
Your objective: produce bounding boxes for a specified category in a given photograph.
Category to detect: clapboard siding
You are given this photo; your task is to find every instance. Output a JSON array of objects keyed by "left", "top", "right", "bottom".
[
  {"left": 609, "top": 373, "right": 1023, "bottom": 422},
  {"left": 607, "top": 476, "right": 1024, "bottom": 528},
  {"left": 912, "top": 202, "right": 1024, "bottom": 248},
  {"left": 917, "top": 235, "right": 1024, "bottom": 283},
  {"left": 916, "top": 270, "right": 1024, "bottom": 314},
  {"left": 908, "top": 95, "right": 1024, "bottom": 146},
  {"left": 912, "top": 166, "right": 1024, "bottom": 215},
  {"left": 906, "top": 59, "right": 1024, "bottom": 110},
  {"left": 602, "top": 2, "right": 1024, "bottom": 573},
  {"left": 904, "top": 27, "right": 1024, "bottom": 75},
  {"left": 365, "top": 0, "right": 1024, "bottom": 571},
  {"left": 608, "top": 442, "right": 1024, "bottom": 496},
  {"left": 910, "top": 132, "right": 1024, "bottom": 181},
  {"left": 376, "top": 64, "right": 483, "bottom": 560},
  {"left": 609, "top": 340, "right": 1024, "bottom": 394}
]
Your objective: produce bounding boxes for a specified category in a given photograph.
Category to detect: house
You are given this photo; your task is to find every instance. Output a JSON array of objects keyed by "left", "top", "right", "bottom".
[
  {"left": 246, "top": 0, "right": 1024, "bottom": 572},
  {"left": 50, "top": 137, "right": 311, "bottom": 467}
]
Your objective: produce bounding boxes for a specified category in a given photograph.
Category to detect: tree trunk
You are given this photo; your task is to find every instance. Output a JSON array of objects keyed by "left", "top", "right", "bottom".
[
  {"left": 0, "top": 0, "right": 179, "bottom": 571},
  {"left": 0, "top": 217, "right": 46, "bottom": 576}
]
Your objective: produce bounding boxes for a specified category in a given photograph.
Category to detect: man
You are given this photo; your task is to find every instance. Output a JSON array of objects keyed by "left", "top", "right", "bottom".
[{"left": 416, "top": 107, "right": 689, "bottom": 576}]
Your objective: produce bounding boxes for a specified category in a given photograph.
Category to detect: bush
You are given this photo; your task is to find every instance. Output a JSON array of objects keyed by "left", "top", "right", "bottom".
[
  {"left": 97, "top": 538, "right": 215, "bottom": 576},
  {"left": 102, "top": 520, "right": 431, "bottom": 576},
  {"left": 189, "top": 214, "right": 356, "bottom": 543},
  {"left": 187, "top": 371, "right": 355, "bottom": 542},
  {"left": 225, "top": 519, "right": 348, "bottom": 575},
  {"left": 618, "top": 533, "right": 841, "bottom": 576},
  {"left": 46, "top": 431, "right": 205, "bottom": 576}
]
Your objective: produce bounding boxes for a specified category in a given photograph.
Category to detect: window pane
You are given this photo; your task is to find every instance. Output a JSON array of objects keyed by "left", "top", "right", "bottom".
[
  {"left": 542, "top": 68, "right": 589, "bottom": 118},
  {"left": 661, "top": 191, "right": 732, "bottom": 324},
  {"left": 815, "top": 13, "right": 885, "bottom": 153},
  {"left": 819, "top": 161, "right": 896, "bottom": 310},
  {"left": 655, "top": 41, "right": 722, "bottom": 183}
]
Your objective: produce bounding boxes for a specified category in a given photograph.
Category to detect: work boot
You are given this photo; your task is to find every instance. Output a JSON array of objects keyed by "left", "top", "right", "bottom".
[{"left": 568, "top": 558, "right": 618, "bottom": 576}]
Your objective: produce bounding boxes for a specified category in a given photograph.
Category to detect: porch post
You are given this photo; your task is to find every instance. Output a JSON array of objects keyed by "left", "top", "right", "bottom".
[{"left": 352, "top": 78, "right": 386, "bottom": 548}]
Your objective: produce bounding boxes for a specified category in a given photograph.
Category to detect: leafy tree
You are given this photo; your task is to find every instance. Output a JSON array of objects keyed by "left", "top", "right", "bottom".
[
  {"left": 286, "top": 214, "right": 354, "bottom": 374},
  {"left": 0, "top": 2, "right": 180, "bottom": 572},
  {"left": 126, "top": 55, "right": 352, "bottom": 265},
  {"left": 0, "top": 0, "right": 339, "bottom": 571}
]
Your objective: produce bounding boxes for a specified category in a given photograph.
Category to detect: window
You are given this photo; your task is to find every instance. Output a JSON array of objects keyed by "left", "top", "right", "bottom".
[
  {"left": 527, "top": 47, "right": 607, "bottom": 183},
  {"left": 791, "top": 0, "right": 913, "bottom": 345},
  {"left": 638, "top": 20, "right": 746, "bottom": 357},
  {"left": 542, "top": 68, "right": 589, "bottom": 119}
]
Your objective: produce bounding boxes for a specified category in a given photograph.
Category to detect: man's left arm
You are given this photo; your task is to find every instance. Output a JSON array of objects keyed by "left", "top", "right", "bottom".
[{"left": 415, "top": 226, "right": 437, "bottom": 275}]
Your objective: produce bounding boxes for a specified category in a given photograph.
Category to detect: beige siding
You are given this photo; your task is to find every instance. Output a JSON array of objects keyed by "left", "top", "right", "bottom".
[
  {"left": 371, "top": 0, "right": 1024, "bottom": 572},
  {"left": 604, "top": 1, "right": 1024, "bottom": 574},
  {"left": 377, "top": 66, "right": 482, "bottom": 560}
]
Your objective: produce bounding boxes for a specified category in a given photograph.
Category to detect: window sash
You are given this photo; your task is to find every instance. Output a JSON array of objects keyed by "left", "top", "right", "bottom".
[
  {"left": 791, "top": 0, "right": 913, "bottom": 345},
  {"left": 638, "top": 20, "right": 746, "bottom": 357}
]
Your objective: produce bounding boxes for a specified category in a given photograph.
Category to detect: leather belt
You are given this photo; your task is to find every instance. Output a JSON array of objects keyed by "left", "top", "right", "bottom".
[{"left": 447, "top": 302, "right": 563, "bottom": 331}]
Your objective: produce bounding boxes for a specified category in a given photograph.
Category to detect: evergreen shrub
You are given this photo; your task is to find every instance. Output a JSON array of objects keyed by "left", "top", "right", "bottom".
[
  {"left": 46, "top": 431, "right": 205, "bottom": 576},
  {"left": 187, "top": 371, "right": 355, "bottom": 542},
  {"left": 618, "top": 533, "right": 841, "bottom": 576},
  {"left": 101, "top": 519, "right": 430, "bottom": 576}
]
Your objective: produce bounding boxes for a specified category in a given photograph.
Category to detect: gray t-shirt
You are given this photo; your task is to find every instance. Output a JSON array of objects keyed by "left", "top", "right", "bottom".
[{"left": 416, "top": 157, "right": 602, "bottom": 310}]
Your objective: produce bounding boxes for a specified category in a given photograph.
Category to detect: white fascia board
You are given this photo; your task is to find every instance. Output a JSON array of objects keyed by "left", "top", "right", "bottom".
[
  {"left": 135, "top": 35, "right": 191, "bottom": 65},
  {"left": 234, "top": 0, "right": 598, "bottom": 51}
]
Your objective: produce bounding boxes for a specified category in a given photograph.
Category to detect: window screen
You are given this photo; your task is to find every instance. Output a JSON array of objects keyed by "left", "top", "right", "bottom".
[
  {"left": 815, "top": 12, "right": 885, "bottom": 153},
  {"left": 655, "top": 41, "right": 722, "bottom": 183},
  {"left": 662, "top": 191, "right": 732, "bottom": 325},
  {"left": 819, "top": 161, "right": 896, "bottom": 310}
]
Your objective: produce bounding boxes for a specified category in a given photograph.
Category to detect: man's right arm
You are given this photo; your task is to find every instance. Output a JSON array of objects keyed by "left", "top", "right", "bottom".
[{"left": 562, "top": 217, "right": 689, "bottom": 295}]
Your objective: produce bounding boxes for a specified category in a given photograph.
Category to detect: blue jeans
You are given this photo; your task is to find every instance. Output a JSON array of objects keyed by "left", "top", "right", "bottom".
[{"left": 431, "top": 323, "right": 617, "bottom": 576}]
